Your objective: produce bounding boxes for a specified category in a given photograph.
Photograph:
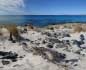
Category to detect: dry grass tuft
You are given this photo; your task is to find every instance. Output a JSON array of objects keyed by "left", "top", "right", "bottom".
[
  {"left": 73, "top": 25, "right": 82, "bottom": 33},
  {"left": 63, "top": 24, "right": 72, "bottom": 29},
  {"left": 5, "top": 24, "right": 19, "bottom": 39},
  {"left": 73, "top": 24, "right": 86, "bottom": 33}
]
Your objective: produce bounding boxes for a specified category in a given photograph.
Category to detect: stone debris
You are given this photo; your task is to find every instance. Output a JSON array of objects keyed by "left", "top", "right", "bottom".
[{"left": 0, "top": 25, "right": 86, "bottom": 70}]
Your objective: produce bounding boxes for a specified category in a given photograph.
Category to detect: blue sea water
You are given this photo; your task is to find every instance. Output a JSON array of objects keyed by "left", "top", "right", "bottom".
[{"left": 0, "top": 15, "right": 86, "bottom": 27}]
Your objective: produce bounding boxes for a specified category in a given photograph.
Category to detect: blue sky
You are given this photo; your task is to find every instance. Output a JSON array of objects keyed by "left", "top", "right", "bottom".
[
  {"left": 25, "top": 0, "right": 86, "bottom": 15},
  {"left": 0, "top": 0, "right": 86, "bottom": 15}
]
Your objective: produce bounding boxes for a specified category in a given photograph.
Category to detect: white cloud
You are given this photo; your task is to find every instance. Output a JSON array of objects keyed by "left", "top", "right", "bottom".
[{"left": 0, "top": 0, "right": 26, "bottom": 15}]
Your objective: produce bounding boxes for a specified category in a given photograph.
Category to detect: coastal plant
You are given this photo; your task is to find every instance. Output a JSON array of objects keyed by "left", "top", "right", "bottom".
[
  {"left": 0, "top": 27, "right": 3, "bottom": 36},
  {"left": 5, "top": 24, "right": 20, "bottom": 42},
  {"left": 74, "top": 25, "right": 83, "bottom": 33},
  {"left": 63, "top": 24, "right": 72, "bottom": 29},
  {"left": 81, "top": 25, "right": 86, "bottom": 32},
  {"left": 48, "top": 27, "right": 54, "bottom": 30}
]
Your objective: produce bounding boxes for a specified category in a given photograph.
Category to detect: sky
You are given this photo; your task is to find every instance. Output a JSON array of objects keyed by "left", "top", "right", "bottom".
[{"left": 0, "top": 0, "right": 86, "bottom": 15}]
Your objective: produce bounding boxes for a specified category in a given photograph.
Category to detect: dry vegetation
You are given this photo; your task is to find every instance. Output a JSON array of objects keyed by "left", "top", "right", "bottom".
[
  {"left": 0, "top": 24, "right": 20, "bottom": 40},
  {"left": 72, "top": 24, "right": 86, "bottom": 32},
  {"left": 0, "top": 23, "right": 86, "bottom": 35},
  {"left": 6, "top": 24, "right": 19, "bottom": 37},
  {"left": 62, "top": 23, "right": 86, "bottom": 33},
  {"left": 45, "top": 23, "right": 86, "bottom": 33}
]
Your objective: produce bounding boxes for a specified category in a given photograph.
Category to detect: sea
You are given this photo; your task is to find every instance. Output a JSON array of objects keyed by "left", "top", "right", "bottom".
[{"left": 0, "top": 15, "right": 86, "bottom": 27}]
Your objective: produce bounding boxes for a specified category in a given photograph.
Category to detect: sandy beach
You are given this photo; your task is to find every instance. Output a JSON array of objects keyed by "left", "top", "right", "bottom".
[{"left": 0, "top": 23, "right": 85, "bottom": 70}]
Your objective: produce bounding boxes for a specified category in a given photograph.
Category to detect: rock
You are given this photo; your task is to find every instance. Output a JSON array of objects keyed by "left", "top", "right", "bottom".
[
  {"left": 42, "top": 40, "right": 47, "bottom": 44},
  {"left": 53, "top": 53, "right": 66, "bottom": 62},
  {"left": 73, "top": 40, "right": 84, "bottom": 48},
  {"left": 22, "top": 42, "right": 28, "bottom": 47},
  {"left": 19, "top": 56, "right": 24, "bottom": 59},
  {"left": 64, "top": 34, "right": 71, "bottom": 37},
  {"left": 11, "top": 59, "right": 17, "bottom": 62},
  {"left": 53, "top": 33, "right": 58, "bottom": 38},
  {"left": 23, "top": 28, "right": 27, "bottom": 33},
  {"left": 0, "top": 51, "right": 18, "bottom": 62},
  {"left": 43, "top": 51, "right": 54, "bottom": 60},
  {"left": 80, "top": 34, "right": 85, "bottom": 41},
  {"left": 65, "top": 59, "right": 78, "bottom": 64},
  {"left": 54, "top": 43, "right": 65, "bottom": 48},
  {"left": 48, "top": 27, "right": 54, "bottom": 30},
  {"left": 65, "top": 40, "right": 70, "bottom": 45},
  {"left": 35, "top": 43, "right": 40, "bottom": 45},
  {"left": 47, "top": 44, "right": 53, "bottom": 48},
  {"left": 47, "top": 52, "right": 66, "bottom": 63},
  {"left": 48, "top": 38, "right": 62, "bottom": 44},
  {"left": 22, "top": 43, "right": 32, "bottom": 52},
  {"left": 30, "top": 41, "right": 34, "bottom": 43},
  {"left": 24, "top": 28, "right": 27, "bottom": 31},
  {"left": 75, "top": 50, "right": 81, "bottom": 55},
  {"left": 65, "top": 60, "right": 69, "bottom": 63},
  {"left": 25, "top": 39, "right": 30, "bottom": 41},
  {"left": 74, "top": 64, "right": 78, "bottom": 66},
  {"left": 44, "top": 32, "right": 51, "bottom": 37},
  {"left": 2, "top": 60, "right": 10, "bottom": 65}
]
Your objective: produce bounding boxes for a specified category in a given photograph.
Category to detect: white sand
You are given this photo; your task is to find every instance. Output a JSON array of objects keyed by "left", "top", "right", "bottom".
[{"left": 0, "top": 26, "right": 86, "bottom": 70}]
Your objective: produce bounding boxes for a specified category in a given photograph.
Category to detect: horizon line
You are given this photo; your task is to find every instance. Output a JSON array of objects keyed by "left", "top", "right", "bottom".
[{"left": 1, "top": 14, "right": 86, "bottom": 16}]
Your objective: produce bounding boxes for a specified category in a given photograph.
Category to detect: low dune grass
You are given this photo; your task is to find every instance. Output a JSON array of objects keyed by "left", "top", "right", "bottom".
[
  {"left": 73, "top": 24, "right": 86, "bottom": 33},
  {"left": 44, "top": 23, "right": 86, "bottom": 33}
]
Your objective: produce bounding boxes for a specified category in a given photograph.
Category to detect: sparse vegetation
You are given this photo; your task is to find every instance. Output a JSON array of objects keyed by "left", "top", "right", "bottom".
[
  {"left": 3, "top": 24, "right": 20, "bottom": 42},
  {"left": 74, "top": 25, "right": 83, "bottom": 32},
  {"left": 72, "top": 24, "right": 86, "bottom": 32}
]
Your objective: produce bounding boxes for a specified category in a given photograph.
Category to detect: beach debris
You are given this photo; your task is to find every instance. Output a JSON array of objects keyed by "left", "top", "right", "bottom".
[
  {"left": 0, "top": 51, "right": 18, "bottom": 62},
  {"left": 31, "top": 47, "right": 66, "bottom": 63},
  {"left": 0, "top": 24, "right": 86, "bottom": 70},
  {"left": 2, "top": 60, "right": 10, "bottom": 65}
]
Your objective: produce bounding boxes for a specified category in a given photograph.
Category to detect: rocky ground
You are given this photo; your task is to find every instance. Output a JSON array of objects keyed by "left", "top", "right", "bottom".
[{"left": 0, "top": 24, "right": 86, "bottom": 70}]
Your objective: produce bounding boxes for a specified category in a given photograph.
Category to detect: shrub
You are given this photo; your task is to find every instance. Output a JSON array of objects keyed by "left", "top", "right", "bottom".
[{"left": 5, "top": 24, "right": 20, "bottom": 41}]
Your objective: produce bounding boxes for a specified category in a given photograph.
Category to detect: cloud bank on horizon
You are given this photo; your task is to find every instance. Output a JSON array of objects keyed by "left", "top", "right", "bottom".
[{"left": 0, "top": 0, "right": 27, "bottom": 15}]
